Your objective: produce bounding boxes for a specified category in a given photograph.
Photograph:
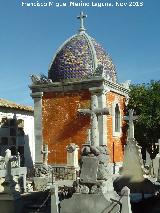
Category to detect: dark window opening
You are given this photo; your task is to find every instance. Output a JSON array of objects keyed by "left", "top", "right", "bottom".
[
  {"left": 115, "top": 104, "right": 120, "bottom": 132},
  {"left": 10, "top": 137, "right": 16, "bottom": 146},
  {"left": 1, "top": 137, "right": 8, "bottom": 145},
  {"left": 10, "top": 128, "right": 16, "bottom": 136},
  {"left": 10, "top": 119, "right": 16, "bottom": 127}
]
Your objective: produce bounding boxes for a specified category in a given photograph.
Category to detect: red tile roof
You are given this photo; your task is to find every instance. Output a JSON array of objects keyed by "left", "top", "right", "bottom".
[{"left": 0, "top": 98, "right": 33, "bottom": 112}]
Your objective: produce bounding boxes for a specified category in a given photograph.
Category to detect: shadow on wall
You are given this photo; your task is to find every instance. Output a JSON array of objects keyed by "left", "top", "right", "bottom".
[
  {"left": 56, "top": 115, "right": 90, "bottom": 144},
  {"left": 120, "top": 121, "right": 128, "bottom": 153},
  {"left": 24, "top": 134, "right": 33, "bottom": 172}
]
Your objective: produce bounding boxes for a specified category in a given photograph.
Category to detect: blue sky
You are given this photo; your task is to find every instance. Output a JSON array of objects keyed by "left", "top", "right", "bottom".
[{"left": 0, "top": 0, "right": 160, "bottom": 106}]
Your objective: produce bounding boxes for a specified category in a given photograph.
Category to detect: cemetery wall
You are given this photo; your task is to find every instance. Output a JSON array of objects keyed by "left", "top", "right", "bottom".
[{"left": 0, "top": 110, "right": 34, "bottom": 168}]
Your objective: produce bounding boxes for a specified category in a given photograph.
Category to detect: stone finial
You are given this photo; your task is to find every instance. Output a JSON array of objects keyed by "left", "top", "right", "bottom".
[
  {"left": 77, "top": 11, "right": 87, "bottom": 33},
  {"left": 5, "top": 149, "right": 11, "bottom": 162},
  {"left": 66, "top": 143, "right": 78, "bottom": 153},
  {"left": 121, "top": 80, "right": 131, "bottom": 89},
  {"left": 30, "top": 74, "right": 52, "bottom": 85},
  {"left": 94, "top": 64, "right": 105, "bottom": 78}
]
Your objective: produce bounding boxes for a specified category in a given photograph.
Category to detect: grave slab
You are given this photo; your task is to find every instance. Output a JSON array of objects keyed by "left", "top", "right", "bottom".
[
  {"left": 60, "top": 193, "right": 120, "bottom": 213},
  {"left": 80, "top": 156, "right": 98, "bottom": 184}
]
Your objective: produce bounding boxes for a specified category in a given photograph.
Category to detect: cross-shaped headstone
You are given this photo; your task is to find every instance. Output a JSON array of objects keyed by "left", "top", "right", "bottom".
[
  {"left": 2, "top": 149, "right": 20, "bottom": 196},
  {"left": 4, "top": 149, "right": 17, "bottom": 182},
  {"left": 124, "top": 109, "right": 138, "bottom": 139},
  {"left": 77, "top": 11, "right": 87, "bottom": 32},
  {"left": 78, "top": 92, "right": 109, "bottom": 147},
  {"left": 41, "top": 144, "right": 50, "bottom": 165}
]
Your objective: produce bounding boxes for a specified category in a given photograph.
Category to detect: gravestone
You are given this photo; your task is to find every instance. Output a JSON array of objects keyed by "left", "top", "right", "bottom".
[
  {"left": 114, "top": 138, "right": 156, "bottom": 199},
  {"left": 66, "top": 143, "right": 79, "bottom": 169},
  {"left": 0, "top": 149, "right": 23, "bottom": 213},
  {"left": 61, "top": 144, "right": 120, "bottom": 213},
  {"left": 34, "top": 144, "right": 53, "bottom": 190},
  {"left": 122, "top": 138, "right": 144, "bottom": 182},
  {"left": 80, "top": 156, "right": 98, "bottom": 184}
]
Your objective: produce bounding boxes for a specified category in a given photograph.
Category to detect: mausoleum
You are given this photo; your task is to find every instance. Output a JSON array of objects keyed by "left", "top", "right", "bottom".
[{"left": 30, "top": 12, "right": 129, "bottom": 169}]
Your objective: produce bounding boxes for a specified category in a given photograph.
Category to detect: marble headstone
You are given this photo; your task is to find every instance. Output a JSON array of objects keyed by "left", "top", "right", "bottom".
[{"left": 80, "top": 156, "right": 98, "bottom": 184}]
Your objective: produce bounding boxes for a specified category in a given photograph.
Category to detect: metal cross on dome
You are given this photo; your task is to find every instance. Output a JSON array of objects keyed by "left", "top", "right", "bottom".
[{"left": 77, "top": 11, "right": 87, "bottom": 32}]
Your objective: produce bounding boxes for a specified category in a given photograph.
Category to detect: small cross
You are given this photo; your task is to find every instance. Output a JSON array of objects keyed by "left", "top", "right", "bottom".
[
  {"left": 4, "top": 149, "right": 17, "bottom": 182},
  {"left": 124, "top": 109, "right": 138, "bottom": 139},
  {"left": 77, "top": 11, "right": 87, "bottom": 32}
]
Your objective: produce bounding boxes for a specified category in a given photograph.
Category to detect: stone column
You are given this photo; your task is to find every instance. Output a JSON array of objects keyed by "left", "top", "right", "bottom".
[
  {"left": 97, "top": 89, "right": 108, "bottom": 146},
  {"left": 90, "top": 92, "right": 99, "bottom": 147},
  {"left": 30, "top": 92, "right": 43, "bottom": 166}
]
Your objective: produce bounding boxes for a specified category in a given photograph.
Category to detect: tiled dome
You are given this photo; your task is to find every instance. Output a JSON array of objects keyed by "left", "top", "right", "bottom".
[{"left": 48, "top": 32, "right": 117, "bottom": 82}]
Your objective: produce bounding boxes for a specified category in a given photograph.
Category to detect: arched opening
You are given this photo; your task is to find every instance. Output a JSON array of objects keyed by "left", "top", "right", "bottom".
[{"left": 115, "top": 104, "right": 120, "bottom": 132}]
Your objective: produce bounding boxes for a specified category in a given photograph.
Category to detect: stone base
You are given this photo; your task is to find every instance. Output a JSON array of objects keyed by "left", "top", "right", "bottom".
[
  {"left": 33, "top": 177, "right": 49, "bottom": 191},
  {"left": 60, "top": 193, "right": 120, "bottom": 213},
  {"left": 0, "top": 194, "right": 22, "bottom": 213}
]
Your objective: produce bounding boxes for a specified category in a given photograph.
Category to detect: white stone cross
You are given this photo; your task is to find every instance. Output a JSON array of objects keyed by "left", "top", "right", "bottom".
[
  {"left": 41, "top": 144, "right": 50, "bottom": 165},
  {"left": 124, "top": 109, "right": 138, "bottom": 139},
  {"left": 78, "top": 92, "right": 109, "bottom": 147},
  {"left": 4, "top": 149, "right": 17, "bottom": 182},
  {"left": 86, "top": 129, "right": 91, "bottom": 145},
  {"left": 77, "top": 11, "right": 87, "bottom": 32}
]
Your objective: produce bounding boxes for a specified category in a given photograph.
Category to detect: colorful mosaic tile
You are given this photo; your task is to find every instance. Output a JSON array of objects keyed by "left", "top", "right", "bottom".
[{"left": 48, "top": 33, "right": 117, "bottom": 82}]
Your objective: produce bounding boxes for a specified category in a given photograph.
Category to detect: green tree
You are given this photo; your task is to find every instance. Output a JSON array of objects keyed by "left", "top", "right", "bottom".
[{"left": 128, "top": 80, "right": 160, "bottom": 153}]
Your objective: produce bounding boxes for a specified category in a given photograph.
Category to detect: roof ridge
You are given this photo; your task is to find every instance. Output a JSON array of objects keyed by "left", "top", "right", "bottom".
[
  {"left": 82, "top": 32, "right": 98, "bottom": 72},
  {"left": 0, "top": 98, "right": 33, "bottom": 112}
]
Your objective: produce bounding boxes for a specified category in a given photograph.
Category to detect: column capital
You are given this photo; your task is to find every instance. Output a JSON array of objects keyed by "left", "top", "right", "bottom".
[
  {"left": 30, "top": 92, "right": 43, "bottom": 99},
  {"left": 89, "top": 87, "right": 101, "bottom": 94},
  {"left": 89, "top": 86, "right": 110, "bottom": 95}
]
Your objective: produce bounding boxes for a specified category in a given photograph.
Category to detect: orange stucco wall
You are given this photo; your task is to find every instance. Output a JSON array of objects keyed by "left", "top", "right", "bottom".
[
  {"left": 107, "top": 93, "right": 127, "bottom": 162},
  {"left": 42, "top": 90, "right": 126, "bottom": 164},
  {"left": 42, "top": 90, "right": 91, "bottom": 164}
]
